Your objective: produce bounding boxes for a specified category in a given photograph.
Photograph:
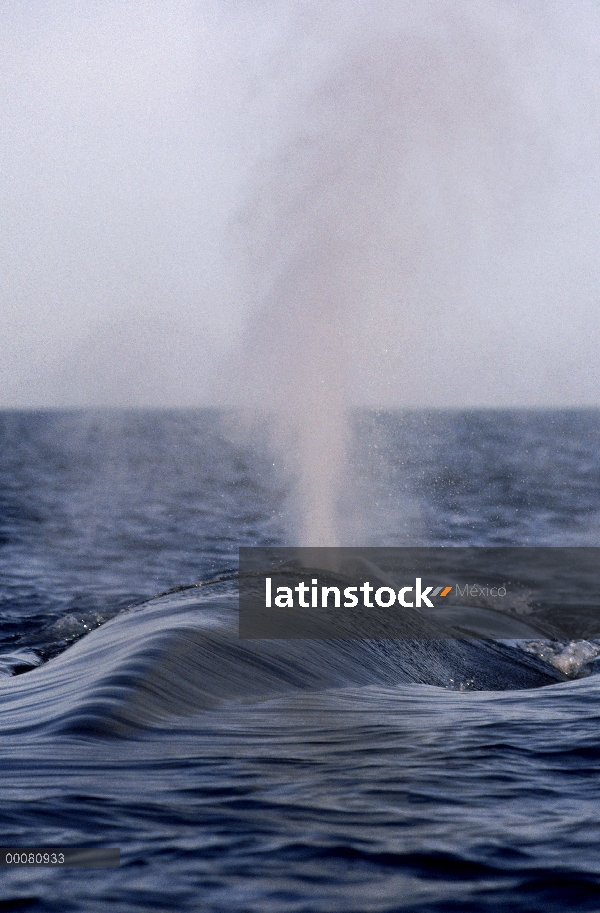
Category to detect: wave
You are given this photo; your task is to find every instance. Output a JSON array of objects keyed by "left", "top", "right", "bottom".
[{"left": 0, "top": 576, "right": 583, "bottom": 739}]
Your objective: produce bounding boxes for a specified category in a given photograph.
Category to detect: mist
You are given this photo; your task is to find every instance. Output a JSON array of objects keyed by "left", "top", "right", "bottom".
[
  {"left": 225, "top": 0, "right": 600, "bottom": 543},
  {"left": 3, "top": 1, "right": 600, "bottom": 543}
]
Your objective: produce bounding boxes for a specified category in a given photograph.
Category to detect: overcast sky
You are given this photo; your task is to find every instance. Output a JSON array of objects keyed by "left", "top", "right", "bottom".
[{"left": 2, "top": 0, "right": 600, "bottom": 408}]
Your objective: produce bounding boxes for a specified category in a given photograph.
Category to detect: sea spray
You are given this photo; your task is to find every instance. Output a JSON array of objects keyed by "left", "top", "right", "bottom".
[{"left": 223, "top": 0, "right": 600, "bottom": 546}]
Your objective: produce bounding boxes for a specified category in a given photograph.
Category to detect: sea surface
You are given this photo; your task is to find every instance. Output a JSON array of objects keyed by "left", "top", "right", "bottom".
[{"left": 1, "top": 409, "right": 600, "bottom": 912}]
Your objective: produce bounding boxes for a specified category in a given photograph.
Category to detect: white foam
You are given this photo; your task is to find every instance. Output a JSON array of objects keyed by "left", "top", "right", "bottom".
[{"left": 519, "top": 640, "right": 600, "bottom": 678}]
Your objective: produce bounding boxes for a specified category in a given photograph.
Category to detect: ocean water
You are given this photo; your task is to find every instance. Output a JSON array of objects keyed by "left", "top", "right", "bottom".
[{"left": 1, "top": 409, "right": 600, "bottom": 912}]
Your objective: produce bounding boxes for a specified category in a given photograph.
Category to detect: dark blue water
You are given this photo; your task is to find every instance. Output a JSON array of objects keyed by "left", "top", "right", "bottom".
[{"left": 1, "top": 409, "right": 600, "bottom": 912}]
